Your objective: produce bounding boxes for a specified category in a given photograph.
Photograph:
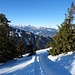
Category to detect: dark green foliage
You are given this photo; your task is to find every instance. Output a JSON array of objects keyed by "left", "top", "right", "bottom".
[
  {"left": 48, "top": 2, "right": 75, "bottom": 56},
  {"left": 46, "top": 42, "right": 51, "bottom": 48},
  {"left": 0, "top": 13, "right": 17, "bottom": 62},
  {"left": 27, "top": 41, "right": 36, "bottom": 56},
  {"left": 16, "top": 37, "right": 25, "bottom": 58},
  {"left": 7, "top": 37, "right": 17, "bottom": 59}
]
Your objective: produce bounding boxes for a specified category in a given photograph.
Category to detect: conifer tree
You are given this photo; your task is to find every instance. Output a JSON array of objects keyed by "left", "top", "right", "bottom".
[
  {"left": 49, "top": 2, "right": 75, "bottom": 56},
  {"left": 0, "top": 13, "right": 17, "bottom": 62},
  {"left": 0, "top": 13, "right": 11, "bottom": 62},
  {"left": 16, "top": 37, "right": 25, "bottom": 57}
]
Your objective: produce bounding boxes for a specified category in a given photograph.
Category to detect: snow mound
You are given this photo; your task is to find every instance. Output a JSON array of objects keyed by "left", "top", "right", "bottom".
[{"left": 48, "top": 51, "right": 75, "bottom": 75}]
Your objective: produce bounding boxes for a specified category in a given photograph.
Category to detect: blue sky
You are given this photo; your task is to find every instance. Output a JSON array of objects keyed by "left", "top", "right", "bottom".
[{"left": 0, "top": 0, "right": 75, "bottom": 28}]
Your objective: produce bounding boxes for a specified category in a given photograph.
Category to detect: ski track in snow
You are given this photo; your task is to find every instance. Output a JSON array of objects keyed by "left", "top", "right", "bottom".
[{"left": 0, "top": 49, "right": 71, "bottom": 75}]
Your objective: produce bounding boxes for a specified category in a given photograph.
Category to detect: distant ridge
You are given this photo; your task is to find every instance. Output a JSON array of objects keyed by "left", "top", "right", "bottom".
[
  {"left": 12, "top": 25, "right": 57, "bottom": 37},
  {"left": 12, "top": 27, "right": 52, "bottom": 49}
]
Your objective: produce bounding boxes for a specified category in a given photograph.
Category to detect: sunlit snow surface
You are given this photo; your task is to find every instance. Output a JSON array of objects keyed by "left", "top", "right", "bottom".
[
  {"left": 48, "top": 51, "right": 75, "bottom": 75},
  {"left": 0, "top": 48, "right": 73, "bottom": 75}
]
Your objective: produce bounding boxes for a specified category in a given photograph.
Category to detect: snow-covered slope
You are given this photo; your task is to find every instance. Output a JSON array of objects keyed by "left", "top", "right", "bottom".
[
  {"left": 0, "top": 48, "right": 73, "bottom": 75},
  {"left": 48, "top": 51, "right": 75, "bottom": 75}
]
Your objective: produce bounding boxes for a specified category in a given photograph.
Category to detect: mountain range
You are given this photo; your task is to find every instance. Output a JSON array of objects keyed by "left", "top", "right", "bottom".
[
  {"left": 12, "top": 26, "right": 53, "bottom": 49},
  {"left": 12, "top": 25, "right": 57, "bottom": 37}
]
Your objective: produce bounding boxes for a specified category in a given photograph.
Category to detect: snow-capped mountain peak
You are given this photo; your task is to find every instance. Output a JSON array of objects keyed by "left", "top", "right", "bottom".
[{"left": 12, "top": 25, "right": 57, "bottom": 37}]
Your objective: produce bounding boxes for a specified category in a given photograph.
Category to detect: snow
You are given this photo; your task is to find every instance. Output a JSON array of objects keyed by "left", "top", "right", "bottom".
[
  {"left": 48, "top": 51, "right": 75, "bottom": 75},
  {"left": 0, "top": 48, "right": 74, "bottom": 75},
  {"left": 18, "top": 32, "right": 21, "bottom": 37},
  {"left": 0, "top": 55, "right": 35, "bottom": 75}
]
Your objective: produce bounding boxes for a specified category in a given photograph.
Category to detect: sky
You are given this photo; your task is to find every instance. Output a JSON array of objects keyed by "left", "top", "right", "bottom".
[{"left": 0, "top": 0, "right": 75, "bottom": 29}]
